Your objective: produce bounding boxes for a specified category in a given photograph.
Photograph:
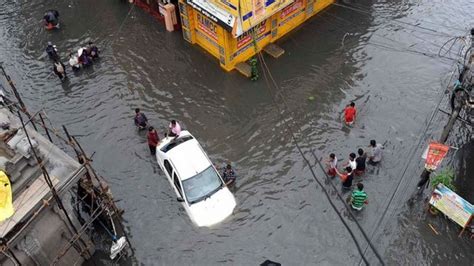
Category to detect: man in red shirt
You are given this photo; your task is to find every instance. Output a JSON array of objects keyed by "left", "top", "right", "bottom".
[
  {"left": 344, "top": 102, "right": 356, "bottom": 126},
  {"left": 147, "top": 126, "right": 160, "bottom": 155}
]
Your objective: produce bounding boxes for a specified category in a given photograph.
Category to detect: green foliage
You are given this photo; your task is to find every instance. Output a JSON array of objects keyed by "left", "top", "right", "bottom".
[{"left": 431, "top": 168, "right": 456, "bottom": 191}]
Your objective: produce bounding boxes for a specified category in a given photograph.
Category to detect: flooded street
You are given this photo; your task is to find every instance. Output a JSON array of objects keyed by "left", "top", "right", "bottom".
[{"left": 1, "top": 0, "right": 473, "bottom": 264}]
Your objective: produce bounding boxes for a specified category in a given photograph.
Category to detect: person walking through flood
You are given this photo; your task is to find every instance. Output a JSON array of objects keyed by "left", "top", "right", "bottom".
[
  {"left": 368, "top": 140, "right": 383, "bottom": 165},
  {"left": 86, "top": 42, "right": 100, "bottom": 60},
  {"left": 53, "top": 60, "right": 66, "bottom": 80},
  {"left": 336, "top": 166, "right": 354, "bottom": 191},
  {"left": 344, "top": 102, "right": 357, "bottom": 126},
  {"left": 222, "top": 164, "right": 236, "bottom": 186},
  {"left": 43, "top": 10, "right": 60, "bottom": 30},
  {"left": 68, "top": 53, "right": 81, "bottom": 71},
  {"left": 147, "top": 126, "right": 160, "bottom": 155},
  {"left": 349, "top": 183, "right": 368, "bottom": 211},
  {"left": 78, "top": 48, "right": 92, "bottom": 67},
  {"left": 326, "top": 153, "right": 338, "bottom": 178},
  {"left": 168, "top": 120, "right": 181, "bottom": 137},
  {"left": 45, "top": 42, "right": 59, "bottom": 60},
  {"left": 354, "top": 148, "right": 366, "bottom": 176},
  {"left": 134, "top": 108, "right": 148, "bottom": 129},
  {"left": 344, "top": 152, "right": 357, "bottom": 171}
]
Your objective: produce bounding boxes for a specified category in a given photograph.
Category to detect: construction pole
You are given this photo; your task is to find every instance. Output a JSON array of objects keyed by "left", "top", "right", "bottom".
[
  {"left": 17, "top": 111, "right": 92, "bottom": 260},
  {"left": 39, "top": 112, "right": 53, "bottom": 143},
  {"left": 62, "top": 125, "right": 83, "bottom": 163}
]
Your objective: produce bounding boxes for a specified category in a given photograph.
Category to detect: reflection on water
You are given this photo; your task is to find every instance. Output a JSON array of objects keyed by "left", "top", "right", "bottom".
[{"left": 0, "top": 0, "right": 473, "bottom": 264}]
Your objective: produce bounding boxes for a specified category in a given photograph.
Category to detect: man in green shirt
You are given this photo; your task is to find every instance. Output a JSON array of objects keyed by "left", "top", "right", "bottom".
[{"left": 350, "top": 183, "right": 368, "bottom": 211}]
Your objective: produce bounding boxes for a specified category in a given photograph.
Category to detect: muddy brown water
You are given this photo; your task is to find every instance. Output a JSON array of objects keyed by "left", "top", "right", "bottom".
[{"left": 1, "top": 0, "right": 473, "bottom": 264}]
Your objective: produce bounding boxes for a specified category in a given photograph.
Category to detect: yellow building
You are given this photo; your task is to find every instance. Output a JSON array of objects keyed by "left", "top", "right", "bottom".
[{"left": 177, "top": 0, "right": 334, "bottom": 72}]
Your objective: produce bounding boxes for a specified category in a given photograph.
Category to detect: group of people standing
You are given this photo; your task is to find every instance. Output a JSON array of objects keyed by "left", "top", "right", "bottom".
[
  {"left": 43, "top": 10, "right": 100, "bottom": 80},
  {"left": 326, "top": 101, "right": 385, "bottom": 211},
  {"left": 134, "top": 108, "right": 181, "bottom": 156},
  {"left": 47, "top": 41, "right": 100, "bottom": 80},
  {"left": 134, "top": 108, "right": 237, "bottom": 185}
]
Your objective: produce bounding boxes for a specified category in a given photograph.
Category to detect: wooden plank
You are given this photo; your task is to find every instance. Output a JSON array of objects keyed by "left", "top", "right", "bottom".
[
  {"left": 263, "top": 43, "right": 285, "bottom": 58},
  {"left": 235, "top": 62, "right": 251, "bottom": 78}
]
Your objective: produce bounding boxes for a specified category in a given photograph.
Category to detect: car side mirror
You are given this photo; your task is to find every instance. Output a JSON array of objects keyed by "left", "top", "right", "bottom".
[{"left": 176, "top": 197, "right": 185, "bottom": 202}]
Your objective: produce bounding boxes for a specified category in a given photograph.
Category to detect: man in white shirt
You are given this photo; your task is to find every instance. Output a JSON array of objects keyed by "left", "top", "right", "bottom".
[
  {"left": 369, "top": 140, "right": 383, "bottom": 165},
  {"left": 345, "top": 152, "right": 357, "bottom": 171}
]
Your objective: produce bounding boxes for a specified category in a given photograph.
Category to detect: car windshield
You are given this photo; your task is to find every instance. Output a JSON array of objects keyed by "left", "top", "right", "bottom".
[{"left": 182, "top": 166, "right": 223, "bottom": 204}]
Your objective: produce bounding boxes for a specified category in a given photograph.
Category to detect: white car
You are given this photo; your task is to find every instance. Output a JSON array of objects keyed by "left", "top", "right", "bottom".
[{"left": 156, "top": 130, "right": 236, "bottom": 227}]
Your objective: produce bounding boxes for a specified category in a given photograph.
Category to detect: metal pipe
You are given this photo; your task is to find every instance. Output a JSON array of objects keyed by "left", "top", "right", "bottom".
[
  {"left": 38, "top": 112, "right": 53, "bottom": 142},
  {"left": 52, "top": 203, "right": 106, "bottom": 265},
  {"left": 62, "top": 125, "right": 83, "bottom": 163},
  {"left": 17, "top": 111, "right": 91, "bottom": 259},
  {"left": 6, "top": 165, "right": 86, "bottom": 246}
]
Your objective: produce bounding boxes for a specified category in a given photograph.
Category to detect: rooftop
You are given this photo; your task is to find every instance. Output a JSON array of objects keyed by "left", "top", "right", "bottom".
[{"left": 0, "top": 107, "right": 84, "bottom": 238}]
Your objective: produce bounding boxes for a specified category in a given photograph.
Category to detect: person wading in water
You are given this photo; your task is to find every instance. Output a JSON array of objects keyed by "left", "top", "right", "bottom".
[
  {"left": 344, "top": 102, "right": 357, "bottom": 126},
  {"left": 147, "top": 126, "right": 160, "bottom": 155},
  {"left": 53, "top": 60, "right": 66, "bottom": 80},
  {"left": 134, "top": 108, "right": 148, "bottom": 130}
]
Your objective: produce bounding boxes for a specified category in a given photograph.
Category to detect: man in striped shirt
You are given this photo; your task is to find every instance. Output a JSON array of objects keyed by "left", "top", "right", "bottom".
[{"left": 350, "top": 183, "right": 368, "bottom": 211}]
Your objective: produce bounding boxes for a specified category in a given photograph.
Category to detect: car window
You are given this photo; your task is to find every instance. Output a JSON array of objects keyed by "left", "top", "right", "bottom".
[
  {"left": 182, "top": 166, "right": 223, "bottom": 204},
  {"left": 161, "top": 136, "right": 194, "bottom": 153},
  {"left": 173, "top": 173, "right": 183, "bottom": 196},
  {"left": 164, "top": 160, "right": 173, "bottom": 177}
]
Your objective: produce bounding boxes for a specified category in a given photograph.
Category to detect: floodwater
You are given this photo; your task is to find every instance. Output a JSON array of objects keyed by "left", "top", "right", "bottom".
[{"left": 1, "top": 0, "right": 473, "bottom": 264}]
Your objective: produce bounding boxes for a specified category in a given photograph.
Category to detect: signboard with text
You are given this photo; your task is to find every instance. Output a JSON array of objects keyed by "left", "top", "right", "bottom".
[
  {"left": 429, "top": 184, "right": 474, "bottom": 228},
  {"left": 197, "top": 13, "right": 218, "bottom": 41}
]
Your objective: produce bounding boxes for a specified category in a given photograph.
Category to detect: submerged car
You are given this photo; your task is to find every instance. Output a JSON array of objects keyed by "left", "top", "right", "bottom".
[{"left": 156, "top": 130, "right": 236, "bottom": 227}]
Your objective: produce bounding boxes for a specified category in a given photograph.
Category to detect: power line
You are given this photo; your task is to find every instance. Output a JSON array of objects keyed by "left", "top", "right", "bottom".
[
  {"left": 256, "top": 52, "right": 374, "bottom": 265},
  {"left": 356, "top": 60, "right": 460, "bottom": 266},
  {"left": 320, "top": 11, "right": 462, "bottom": 63},
  {"left": 237, "top": 0, "right": 385, "bottom": 263},
  {"left": 257, "top": 51, "right": 385, "bottom": 265},
  {"left": 102, "top": 3, "right": 136, "bottom": 53},
  {"left": 245, "top": 3, "right": 468, "bottom": 263},
  {"left": 331, "top": 2, "right": 466, "bottom": 38},
  {"left": 346, "top": 1, "right": 467, "bottom": 33}
]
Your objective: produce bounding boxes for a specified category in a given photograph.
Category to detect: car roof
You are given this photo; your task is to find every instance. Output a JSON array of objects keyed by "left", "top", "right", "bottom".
[{"left": 166, "top": 132, "right": 212, "bottom": 180}]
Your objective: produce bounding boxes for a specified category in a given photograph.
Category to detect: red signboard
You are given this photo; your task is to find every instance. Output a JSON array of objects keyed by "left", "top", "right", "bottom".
[{"left": 425, "top": 142, "right": 449, "bottom": 171}]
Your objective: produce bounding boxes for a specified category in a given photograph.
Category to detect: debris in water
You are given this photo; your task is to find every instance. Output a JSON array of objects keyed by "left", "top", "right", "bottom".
[{"left": 428, "top": 223, "right": 440, "bottom": 235}]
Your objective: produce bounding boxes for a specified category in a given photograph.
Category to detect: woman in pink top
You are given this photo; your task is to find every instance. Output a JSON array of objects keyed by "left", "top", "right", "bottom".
[{"left": 168, "top": 120, "right": 181, "bottom": 137}]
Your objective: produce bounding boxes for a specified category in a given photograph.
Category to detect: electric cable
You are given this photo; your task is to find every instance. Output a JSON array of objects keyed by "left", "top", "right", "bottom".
[
  {"left": 320, "top": 11, "right": 462, "bottom": 63},
  {"left": 248, "top": 4, "right": 469, "bottom": 262},
  {"left": 332, "top": 2, "right": 466, "bottom": 38},
  {"left": 257, "top": 51, "right": 385, "bottom": 265},
  {"left": 256, "top": 51, "right": 374, "bottom": 265},
  {"left": 346, "top": 1, "right": 468, "bottom": 33},
  {"left": 237, "top": 0, "right": 385, "bottom": 263}
]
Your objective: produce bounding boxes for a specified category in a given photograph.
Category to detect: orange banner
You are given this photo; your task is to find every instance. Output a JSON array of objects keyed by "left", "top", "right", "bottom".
[{"left": 425, "top": 142, "right": 449, "bottom": 171}]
